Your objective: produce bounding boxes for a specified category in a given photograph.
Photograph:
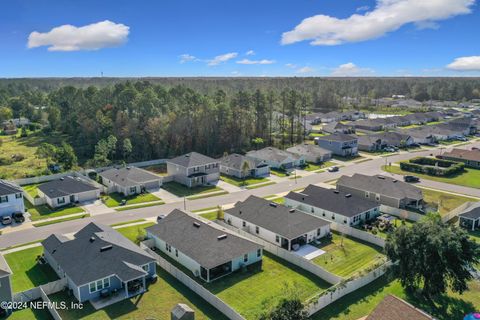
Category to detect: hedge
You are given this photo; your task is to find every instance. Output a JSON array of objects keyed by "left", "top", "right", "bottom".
[{"left": 400, "top": 157, "right": 465, "bottom": 177}]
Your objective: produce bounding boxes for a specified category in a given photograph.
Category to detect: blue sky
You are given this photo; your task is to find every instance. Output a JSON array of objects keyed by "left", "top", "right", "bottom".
[{"left": 1, "top": 0, "right": 480, "bottom": 77}]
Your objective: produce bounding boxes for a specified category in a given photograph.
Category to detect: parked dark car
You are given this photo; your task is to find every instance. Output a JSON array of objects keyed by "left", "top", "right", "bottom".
[
  {"left": 327, "top": 166, "right": 340, "bottom": 172},
  {"left": 404, "top": 175, "right": 420, "bottom": 183},
  {"left": 12, "top": 212, "right": 25, "bottom": 223}
]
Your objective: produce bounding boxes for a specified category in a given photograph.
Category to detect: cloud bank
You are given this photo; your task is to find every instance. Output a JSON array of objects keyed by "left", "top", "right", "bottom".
[
  {"left": 208, "top": 52, "right": 238, "bottom": 66},
  {"left": 447, "top": 56, "right": 480, "bottom": 71},
  {"left": 331, "top": 63, "right": 374, "bottom": 76},
  {"left": 236, "top": 59, "right": 275, "bottom": 65}
]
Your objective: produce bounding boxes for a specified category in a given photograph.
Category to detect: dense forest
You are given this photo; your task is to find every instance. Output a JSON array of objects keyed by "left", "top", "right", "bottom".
[{"left": 1, "top": 77, "right": 480, "bottom": 168}]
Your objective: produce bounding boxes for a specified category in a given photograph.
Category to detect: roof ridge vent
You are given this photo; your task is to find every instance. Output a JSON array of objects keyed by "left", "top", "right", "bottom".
[
  {"left": 289, "top": 209, "right": 295, "bottom": 213},
  {"left": 89, "top": 236, "right": 95, "bottom": 242},
  {"left": 193, "top": 222, "right": 201, "bottom": 228},
  {"left": 333, "top": 190, "right": 339, "bottom": 194},
  {"left": 217, "top": 234, "right": 227, "bottom": 241},
  {"left": 377, "top": 176, "right": 385, "bottom": 179},
  {"left": 345, "top": 194, "right": 352, "bottom": 198},
  {"left": 269, "top": 203, "right": 277, "bottom": 207},
  {"left": 100, "top": 245, "right": 113, "bottom": 252}
]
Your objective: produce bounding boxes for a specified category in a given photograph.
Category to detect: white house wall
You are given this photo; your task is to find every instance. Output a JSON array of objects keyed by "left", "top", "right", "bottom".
[{"left": 0, "top": 193, "right": 25, "bottom": 217}]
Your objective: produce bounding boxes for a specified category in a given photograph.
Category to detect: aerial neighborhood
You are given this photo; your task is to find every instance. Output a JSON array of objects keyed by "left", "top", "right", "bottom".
[{"left": 0, "top": 98, "right": 479, "bottom": 320}]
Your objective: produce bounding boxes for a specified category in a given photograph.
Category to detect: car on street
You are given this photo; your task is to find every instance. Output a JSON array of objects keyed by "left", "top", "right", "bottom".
[
  {"left": 404, "top": 175, "right": 420, "bottom": 183},
  {"left": 327, "top": 166, "right": 339, "bottom": 172}
]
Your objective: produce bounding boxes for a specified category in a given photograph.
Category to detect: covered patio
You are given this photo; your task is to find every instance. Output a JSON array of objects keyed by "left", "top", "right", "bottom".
[
  {"left": 201, "top": 261, "right": 233, "bottom": 282},
  {"left": 90, "top": 275, "right": 147, "bottom": 310}
]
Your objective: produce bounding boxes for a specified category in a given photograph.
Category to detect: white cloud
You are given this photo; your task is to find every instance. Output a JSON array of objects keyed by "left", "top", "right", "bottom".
[
  {"left": 331, "top": 62, "right": 375, "bottom": 76},
  {"left": 179, "top": 54, "right": 198, "bottom": 63},
  {"left": 281, "top": 0, "right": 474, "bottom": 46},
  {"left": 28, "top": 20, "right": 129, "bottom": 51},
  {"left": 236, "top": 59, "right": 275, "bottom": 65},
  {"left": 447, "top": 56, "right": 480, "bottom": 71},
  {"left": 246, "top": 50, "right": 255, "bottom": 56},
  {"left": 356, "top": 6, "right": 370, "bottom": 12},
  {"left": 297, "top": 66, "right": 314, "bottom": 74},
  {"left": 207, "top": 52, "right": 238, "bottom": 66},
  {"left": 285, "top": 63, "right": 297, "bottom": 69}
]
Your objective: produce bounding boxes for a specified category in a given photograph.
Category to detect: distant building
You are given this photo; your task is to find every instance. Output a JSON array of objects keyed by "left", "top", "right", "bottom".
[
  {"left": 438, "top": 148, "right": 480, "bottom": 169},
  {"left": 286, "top": 144, "right": 332, "bottom": 163},
  {"left": 315, "top": 133, "right": 358, "bottom": 157},
  {"left": 246, "top": 147, "right": 304, "bottom": 172},
  {"left": 219, "top": 153, "right": 269, "bottom": 179}
]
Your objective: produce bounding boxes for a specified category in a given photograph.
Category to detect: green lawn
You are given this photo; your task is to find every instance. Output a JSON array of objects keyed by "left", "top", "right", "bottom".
[
  {"left": 199, "top": 211, "right": 218, "bottom": 221},
  {"left": 8, "top": 301, "right": 53, "bottom": 320},
  {"left": 362, "top": 220, "right": 415, "bottom": 239},
  {"left": 103, "top": 192, "right": 161, "bottom": 207},
  {"left": 468, "top": 230, "right": 480, "bottom": 243},
  {"left": 115, "top": 222, "right": 156, "bottom": 244},
  {"left": 25, "top": 200, "right": 85, "bottom": 221},
  {"left": 203, "top": 252, "right": 331, "bottom": 319},
  {"left": 421, "top": 188, "right": 478, "bottom": 216},
  {"left": 303, "top": 161, "right": 335, "bottom": 172},
  {"left": 4, "top": 246, "right": 59, "bottom": 292},
  {"left": 220, "top": 174, "right": 269, "bottom": 187},
  {"left": 49, "top": 267, "right": 227, "bottom": 320},
  {"left": 22, "top": 183, "right": 41, "bottom": 198},
  {"left": 270, "top": 168, "right": 289, "bottom": 177},
  {"left": 32, "top": 213, "right": 90, "bottom": 227},
  {"left": 313, "top": 233, "right": 386, "bottom": 278},
  {"left": 310, "top": 275, "right": 480, "bottom": 320},
  {"left": 162, "top": 181, "right": 223, "bottom": 197},
  {"left": 382, "top": 165, "right": 480, "bottom": 189}
]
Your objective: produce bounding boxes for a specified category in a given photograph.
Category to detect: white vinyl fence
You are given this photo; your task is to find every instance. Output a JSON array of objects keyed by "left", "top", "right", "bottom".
[
  {"left": 441, "top": 202, "right": 472, "bottom": 223},
  {"left": 306, "top": 262, "right": 391, "bottom": 316},
  {"left": 330, "top": 222, "right": 385, "bottom": 248},
  {"left": 140, "top": 240, "right": 245, "bottom": 320},
  {"left": 14, "top": 171, "right": 82, "bottom": 186},
  {"left": 13, "top": 278, "right": 67, "bottom": 303},
  {"left": 217, "top": 222, "right": 342, "bottom": 285},
  {"left": 380, "top": 205, "right": 425, "bottom": 222},
  {"left": 40, "top": 286, "right": 62, "bottom": 320}
]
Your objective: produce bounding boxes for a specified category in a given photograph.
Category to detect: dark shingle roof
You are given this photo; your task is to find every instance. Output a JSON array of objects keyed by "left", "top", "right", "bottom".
[
  {"left": 42, "top": 223, "right": 154, "bottom": 286},
  {"left": 219, "top": 153, "right": 265, "bottom": 170},
  {"left": 441, "top": 148, "right": 480, "bottom": 162},
  {"left": 167, "top": 152, "right": 218, "bottom": 168},
  {"left": 38, "top": 176, "right": 98, "bottom": 198},
  {"left": 315, "top": 133, "right": 357, "bottom": 143},
  {"left": 286, "top": 144, "right": 332, "bottom": 157},
  {"left": 146, "top": 210, "right": 262, "bottom": 269},
  {"left": 100, "top": 167, "right": 161, "bottom": 187},
  {"left": 458, "top": 202, "right": 480, "bottom": 220},
  {"left": 366, "top": 295, "right": 433, "bottom": 320},
  {"left": 225, "top": 196, "right": 330, "bottom": 239},
  {"left": 286, "top": 185, "right": 379, "bottom": 218},
  {"left": 246, "top": 147, "right": 301, "bottom": 163},
  {"left": 337, "top": 174, "right": 423, "bottom": 201},
  {"left": 0, "top": 180, "right": 22, "bottom": 197}
]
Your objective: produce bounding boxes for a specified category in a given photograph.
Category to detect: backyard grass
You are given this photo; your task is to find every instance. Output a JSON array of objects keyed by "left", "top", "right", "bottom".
[
  {"left": 103, "top": 192, "right": 161, "bottom": 207},
  {"left": 142, "top": 163, "right": 168, "bottom": 176},
  {"left": 162, "top": 181, "right": 223, "bottom": 197},
  {"left": 220, "top": 174, "right": 270, "bottom": 187},
  {"left": 303, "top": 161, "right": 335, "bottom": 171},
  {"left": 32, "top": 213, "right": 90, "bottom": 227},
  {"left": 203, "top": 252, "right": 331, "bottom": 319},
  {"left": 25, "top": 200, "right": 85, "bottom": 221},
  {"left": 468, "top": 230, "right": 480, "bottom": 243},
  {"left": 49, "top": 267, "right": 227, "bottom": 320},
  {"left": 22, "top": 183, "right": 41, "bottom": 198},
  {"left": 313, "top": 233, "right": 386, "bottom": 278},
  {"left": 421, "top": 188, "right": 478, "bottom": 216},
  {"left": 4, "top": 246, "right": 59, "bottom": 292},
  {"left": 269, "top": 197, "right": 285, "bottom": 205},
  {"left": 8, "top": 301, "right": 53, "bottom": 320},
  {"left": 382, "top": 165, "right": 480, "bottom": 189},
  {"left": 310, "top": 275, "right": 480, "bottom": 320},
  {"left": 199, "top": 211, "right": 218, "bottom": 221},
  {"left": 114, "top": 201, "right": 165, "bottom": 211},
  {"left": 0, "top": 131, "right": 71, "bottom": 180},
  {"left": 115, "top": 222, "right": 156, "bottom": 244}
]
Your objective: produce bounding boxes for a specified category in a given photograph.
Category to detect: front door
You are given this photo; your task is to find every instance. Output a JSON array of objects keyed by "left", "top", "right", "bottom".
[{"left": 69, "top": 195, "right": 75, "bottom": 203}]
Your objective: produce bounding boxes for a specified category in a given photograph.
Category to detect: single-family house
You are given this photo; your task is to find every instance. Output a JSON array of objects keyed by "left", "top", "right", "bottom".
[
  {"left": 286, "top": 144, "right": 332, "bottom": 163},
  {"left": 320, "top": 111, "right": 343, "bottom": 123},
  {"left": 1, "top": 121, "right": 17, "bottom": 135},
  {"left": 342, "top": 110, "right": 366, "bottom": 121},
  {"left": 457, "top": 202, "right": 480, "bottom": 231},
  {"left": 373, "top": 132, "right": 414, "bottom": 148},
  {"left": 315, "top": 133, "right": 358, "bottom": 157},
  {"left": 388, "top": 116, "right": 411, "bottom": 127},
  {"left": 100, "top": 166, "right": 162, "bottom": 195},
  {"left": 322, "top": 122, "right": 355, "bottom": 134},
  {"left": 403, "top": 128, "right": 436, "bottom": 145},
  {"left": 305, "top": 112, "right": 324, "bottom": 125},
  {"left": 0, "top": 180, "right": 24, "bottom": 218},
  {"left": 146, "top": 209, "right": 262, "bottom": 282},
  {"left": 166, "top": 152, "right": 220, "bottom": 188},
  {"left": 351, "top": 119, "right": 384, "bottom": 132},
  {"left": 285, "top": 185, "right": 380, "bottom": 226},
  {"left": 38, "top": 176, "right": 100, "bottom": 208},
  {"left": 224, "top": 195, "right": 331, "bottom": 251},
  {"left": 438, "top": 148, "right": 480, "bottom": 169},
  {"left": 366, "top": 294, "right": 434, "bottom": 320},
  {"left": 357, "top": 135, "right": 385, "bottom": 152},
  {"left": 219, "top": 153, "right": 270, "bottom": 179},
  {"left": 0, "top": 254, "right": 13, "bottom": 315},
  {"left": 246, "top": 147, "right": 305, "bottom": 172},
  {"left": 337, "top": 174, "right": 423, "bottom": 210},
  {"left": 42, "top": 223, "right": 156, "bottom": 307}
]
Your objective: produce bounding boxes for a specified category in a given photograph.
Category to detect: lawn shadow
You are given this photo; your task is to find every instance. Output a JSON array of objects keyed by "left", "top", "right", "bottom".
[{"left": 25, "top": 261, "right": 59, "bottom": 288}]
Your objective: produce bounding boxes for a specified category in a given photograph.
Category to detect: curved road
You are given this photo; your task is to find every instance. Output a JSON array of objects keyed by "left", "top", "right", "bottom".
[{"left": 0, "top": 141, "right": 479, "bottom": 248}]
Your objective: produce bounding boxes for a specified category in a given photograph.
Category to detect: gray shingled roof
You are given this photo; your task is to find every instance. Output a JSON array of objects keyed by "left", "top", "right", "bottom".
[
  {"left": 0, "top": 254, "right": 12, "bottom": 278},
  {"left": 225, "top": 196, "right": 330, "bottom": 239},
  {"left": 458, "top": 202, "right": 480, "bottom": 220},
  {"left": 146, "top": 209, "right": 262, "bottom": 269},
  {"left": 337, "top": 174, "right": 423, "bottom": 201},
  {"left": 100, "top": 167, "right": 161, "bottom": 187},
  {"left": 246, "top": 147, "right": 301, "bottom": 163},
  {"left": 441, "top": 148, "right": 480, "bottom": 162},
  {"left": 38, "top": 176, "right": 99, "bottom": 199},
  {"left": 219, "top": 153, "right": 265, "bottom": 170},
  {"left": 42, "top": 223, "right": 154, "bottom": 286},
  {"left": 0, "top": 180, "right": 22, "bottom": 197},
  {"left": 286, "top": 185, "right": 379, "bottom": 218},
  {"left": 315, "top": 133, "right": 357, "bottom": 143},
  {"left": 167, "top": 152, "right": 218, "bottom": 168},
  {"left": 286, "top": 144, "right": 332, "bottom": 157}
]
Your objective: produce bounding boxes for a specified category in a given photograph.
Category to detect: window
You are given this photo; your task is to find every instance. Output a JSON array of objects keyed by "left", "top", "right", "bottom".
[
  {"left": 257, "top": 249, "right": 262, "bottom": 257},
  {"left": 255, "top": 226, "right": 259, "bottom": 234},
  {"left": 275, "top": 235, "right": 280, "bottom": 243},
  {"left": 365, "top": 192, "right": 369, "bottom": 198},
  {"left": 15, "top": 193, "right": 22, "bottom": 199},
  {"left": 89, "top": 282, "right": 95, "bottom": 293},
  {"left": 311, "top": 207, "right": 314, "bottom": 213},
  {"left": 175, "top": 249, "right": 178, "bottom": 257},
  {"left": 242, "top": 221, "right": 246, "bottom": 227},
  {"left": 344, "top": 219, "right": 347, "bottom": 224},
  {"left": 57, "top": 197, "right": 65, "bottom": 204},
  {"left": 165, "top": 243, "right": 172, "bottom": 253},
  {"left": 0, "top": 196, "right": 7, "bottom": 203},
  {"left": 375, "top": 194, "right": 380, "bottom": 201},
  {"left": 130, "top": 186, "right": 137, "bottom": 193},
  {"left": 89, "top": 277, "right": 110, "bottom": 293},
  {"left": 227, "top": 219, "right": 231, "bottom": 225},
  {"left": 142, "top": 264, "right": 150, "bottom": 272},
  {"left": 243, "top": 254, "right": 248, "bottom": 263},
  {"left": 317, "top": 228, "right": 321, "bottom": 236}
]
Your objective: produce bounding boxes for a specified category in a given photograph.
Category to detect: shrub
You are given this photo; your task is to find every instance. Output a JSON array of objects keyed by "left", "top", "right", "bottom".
[{"left": 399, "top": 157, "right": 465, "bottom": 177}]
